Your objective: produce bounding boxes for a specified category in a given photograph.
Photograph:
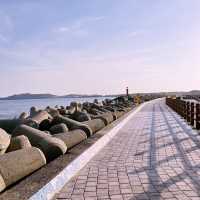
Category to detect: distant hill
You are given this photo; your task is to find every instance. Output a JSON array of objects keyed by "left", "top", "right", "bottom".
[
  {"left": 130, "top": 90, "right": 200, "bottom": 97},
  {"left": 0, "top": 93, "right": 109, "bottom": 100},
  {"left": 0, "top": 93, "right": 58, "bottom": 100},
  {"left": 61, "top": 94, "right": 103, "bottom": 98},
  {"left": 187, "top": 90, "right": 200, "bottom": 95}
]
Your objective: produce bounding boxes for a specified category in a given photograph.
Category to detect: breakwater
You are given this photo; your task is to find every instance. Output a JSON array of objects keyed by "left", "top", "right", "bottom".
[
  {"left": 0, "top": 96, "right": 134, "bottom": 194},
  {"left": 0, "top": 96, "right": 112, "bottom": 119}
]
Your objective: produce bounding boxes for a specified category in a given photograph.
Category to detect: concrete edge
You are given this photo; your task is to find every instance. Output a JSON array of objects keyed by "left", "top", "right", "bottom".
[{"left": 29, "top": 102, "right": 148, "bottom": 200}]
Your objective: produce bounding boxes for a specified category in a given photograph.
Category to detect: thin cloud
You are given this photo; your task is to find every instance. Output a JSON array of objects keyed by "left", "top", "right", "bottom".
[
  {"left": 57, "top": 27, "right": 70, "bottom": 33},
  {"left": 127, "top": 30, "right": 145, "bottom": 38},
  {"left": 0, "top": 34, "right": 8, "bottom": 42},
  {"left": 0, "top": 12, "right": 14, "bottom": 31},
  {"left": 83, "top": 16, "right": 105, "bottom": 22},
  {"left": 54, "top": 16, "right": 105, "bottom": 34},
  {"left": 0, "top": 12, "right": 13, "bottom": 44}
]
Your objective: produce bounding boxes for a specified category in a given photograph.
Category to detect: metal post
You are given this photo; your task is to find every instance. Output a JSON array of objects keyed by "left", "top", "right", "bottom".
[
  {"left": 196, "top": 104, "right": 200, "bottom": 130},
  {"left": 186, "top": 102, "right": 190, "bottom": 123},
  {"left": 191, "top": 102, "right": 195, "bottom": 126}
]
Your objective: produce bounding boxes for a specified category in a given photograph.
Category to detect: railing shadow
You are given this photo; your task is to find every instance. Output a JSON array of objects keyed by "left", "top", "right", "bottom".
[{"left": 128, "top": 102, "right": 200, "bottom": 200}]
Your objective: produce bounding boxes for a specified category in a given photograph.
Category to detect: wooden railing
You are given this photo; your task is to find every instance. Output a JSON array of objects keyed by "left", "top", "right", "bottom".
[{"left": 166, "top": 97, "right": 200, "bottom": 130}]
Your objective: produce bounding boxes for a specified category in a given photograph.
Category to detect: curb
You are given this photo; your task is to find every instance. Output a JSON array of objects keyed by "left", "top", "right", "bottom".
[{"left": 29, "top": 102, "right": 147, "bottom": 200}]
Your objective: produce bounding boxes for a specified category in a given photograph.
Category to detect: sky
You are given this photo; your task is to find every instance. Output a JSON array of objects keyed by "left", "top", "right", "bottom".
[{"left": 0, "top": 0, "right": 200, "bottom": 97}]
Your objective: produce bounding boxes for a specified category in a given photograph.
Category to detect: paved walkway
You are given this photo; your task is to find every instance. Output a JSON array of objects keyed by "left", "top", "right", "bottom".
[{"left": 54, "top": 99, "right": 200, "bottom": 200}]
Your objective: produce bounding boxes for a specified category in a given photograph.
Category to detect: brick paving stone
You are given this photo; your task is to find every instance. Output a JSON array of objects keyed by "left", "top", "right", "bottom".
[
  {"left": 97, "top": 189, "right": 109, "bottom": 196},
  {"left": 97, "top": 184, "right": 109, "bottom": 189},
  {"left": 85, "top": 197, "right": 98, "bottom": 200},
  {"left": 110, "top": 195, "right": 123, "bottom": 199},
  {"left": 71, "top": 194, "right": 84, "bottom": 200},
  {"left": 53, "top": 99, "right": 200, "bottom": 200},
  {"left": 85, "top": 187, "right": 97, "bottom": 192}
]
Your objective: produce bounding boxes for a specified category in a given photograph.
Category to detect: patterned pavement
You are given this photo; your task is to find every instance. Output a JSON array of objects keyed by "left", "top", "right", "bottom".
[{"left": 53, "top": 99, "right": 200, "bottom": 200}]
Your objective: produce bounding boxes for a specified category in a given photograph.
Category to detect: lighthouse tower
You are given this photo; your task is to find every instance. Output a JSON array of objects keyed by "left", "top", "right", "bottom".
[{"left": 126, "top": 87, "right": 129, "bottom": 97}]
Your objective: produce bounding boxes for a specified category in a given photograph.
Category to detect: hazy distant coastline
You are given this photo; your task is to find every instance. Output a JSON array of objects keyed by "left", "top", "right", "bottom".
[
  {"left": 0, "top": 93, "right": 116, "bottom": 100},
  {"left": 0, "top": 90, "right": 200, "bottom": 101}
]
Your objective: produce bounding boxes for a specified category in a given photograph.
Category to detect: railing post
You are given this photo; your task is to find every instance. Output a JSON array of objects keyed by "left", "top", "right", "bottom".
[
  {"left": 196, "top": 104, "right": 200, "bottom": 130},
  {"left": 191, "top": 102, "right": 195, "bottom": 126},
  {"left": 186, "top": 102, "right": 190, "bottom": 122},
  {"left": 180, "top": 100, "right": 185, "bottom": 118},
  {"left": 183, "top": 101, "right": 187, "bottom": 119}
]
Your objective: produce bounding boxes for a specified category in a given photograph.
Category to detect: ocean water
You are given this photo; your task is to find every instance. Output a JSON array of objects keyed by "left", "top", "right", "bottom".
[{"left": 0, "top": 97, "right": 113, "bottom": 119}]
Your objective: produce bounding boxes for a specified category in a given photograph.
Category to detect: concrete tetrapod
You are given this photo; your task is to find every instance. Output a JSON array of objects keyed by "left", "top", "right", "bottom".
[
  {"left": 7, "top": 135, "right": 32, "bottom": 152},
  {"left": 113, "top": 111, "right": 125, "bottom": 119},
  {"left": 0, "top": 147, "right": 46, "bottom": 192},
  {"left": 0, "top": 119, "right": 21, "bottom": 134},
  {"left": 50, "top": 123, "right": 69, "bottom": 135},
  {"left": 0, "top": 128, "right": 10, "bottom": 155},
  {"left": 111, "top": 112, "right": 118, "bottom": 121},
  {"left": 30, "top": 110, "right": 52, "bottom": 124},
  {"left": 46, "top": 107, "right": 60, "bottom": 118},
  {"left": 19, "top": 112, "right": 28, "bottom": 121},
  {"left": 39, "top": 119, "right": 52, "bottom": 131},
  {"left": 93, "top": 112, "right": 114, "bottom": 126},
  {"left": 54, "top": 129, "right": 87, "bottom": 149},
  {"left": 83, "top": 119, "right": 105, "bottom": 133},
  {"left": 12, "top": 125, "right": 67, "bottom": 162},
  {"left": 71, "top": 111, "right": 91, "bottom": 122},
  {"left": 91, "top": 108, "right": 104, "bottom": 115},
  {"left": 52, "top": 115, "right": 92, "bottom": 137}
]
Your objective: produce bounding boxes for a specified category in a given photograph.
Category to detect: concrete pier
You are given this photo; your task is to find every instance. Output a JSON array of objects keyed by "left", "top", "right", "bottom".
[{"left": 53, "top": 99, "right": 200, "bottom": 200}]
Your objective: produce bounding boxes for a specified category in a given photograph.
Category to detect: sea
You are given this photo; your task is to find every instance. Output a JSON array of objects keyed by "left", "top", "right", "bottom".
[{"left": 0, "top": 96, "right": 114, "bottom": 119}]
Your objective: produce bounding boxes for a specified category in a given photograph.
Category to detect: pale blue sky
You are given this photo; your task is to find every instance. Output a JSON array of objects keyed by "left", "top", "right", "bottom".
[{"left": 0, "top": 0, "right": 200, "bottom": 96}]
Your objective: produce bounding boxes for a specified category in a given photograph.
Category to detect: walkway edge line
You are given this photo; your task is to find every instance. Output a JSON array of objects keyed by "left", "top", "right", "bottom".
[{"left": 29, "top": 102, "right": 148, "bottom": 200}]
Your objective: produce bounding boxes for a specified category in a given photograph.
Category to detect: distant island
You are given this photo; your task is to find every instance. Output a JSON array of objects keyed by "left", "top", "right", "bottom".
[{"left": 0, "top": 93, "right": 114, "bottom": 100}]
